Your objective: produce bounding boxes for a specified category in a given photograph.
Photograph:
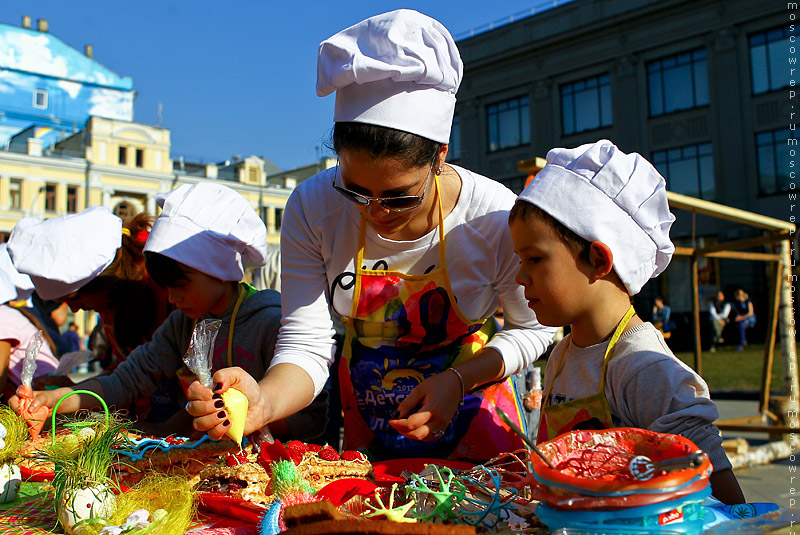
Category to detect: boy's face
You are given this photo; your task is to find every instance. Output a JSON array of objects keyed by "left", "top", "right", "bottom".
[
  {"left": 166, "top": 266, "right": 231, "bottom": 319},
  {"left": 509, "top": 215, "right": 592, "bottom": 328}
]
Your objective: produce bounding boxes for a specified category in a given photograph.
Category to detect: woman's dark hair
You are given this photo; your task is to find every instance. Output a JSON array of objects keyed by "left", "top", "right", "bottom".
[
  {"left": 508, "top": 200, "right": 592, "bottom": 265},
  {"left": 330, "top": 122, "right": 442, "bottom": 168},
  {"left": 144, "top": 251, "right": 192, "bottom": 289}
]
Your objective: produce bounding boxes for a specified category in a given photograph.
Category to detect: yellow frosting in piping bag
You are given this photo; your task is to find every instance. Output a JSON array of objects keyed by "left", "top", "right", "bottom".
[{"left": 221, "top": 388, "right": 248, "bottom": 446}]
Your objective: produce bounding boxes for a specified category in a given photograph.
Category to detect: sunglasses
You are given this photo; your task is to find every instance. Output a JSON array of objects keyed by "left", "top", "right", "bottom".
[{"left": 332, "top": 160, "right": 435, "bottom": 212}]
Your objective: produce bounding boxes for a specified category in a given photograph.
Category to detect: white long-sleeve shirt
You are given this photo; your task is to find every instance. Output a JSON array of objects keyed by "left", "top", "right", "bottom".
[{"left": 270, "top": 164, "right": 556, "bottom": 396}]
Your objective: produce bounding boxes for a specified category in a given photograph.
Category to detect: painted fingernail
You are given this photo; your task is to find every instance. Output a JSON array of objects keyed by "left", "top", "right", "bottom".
[
  {"left": 223, "top": 420, "right": 230, "bottom": 427},
  {"left": 213, "top": 382, "right": 223, "bottom": 391},
  {"left": 214, "top": 400, "right": 224, "bottom": 409},
  {"left": 217, "top": 411, "right": 226, "bottom": 418},
  {"left": 212, "top": 393, "right": 222, "bottom": 400},
  {"left": 391, "top": 410, "right": 400, "bottom": 419}
]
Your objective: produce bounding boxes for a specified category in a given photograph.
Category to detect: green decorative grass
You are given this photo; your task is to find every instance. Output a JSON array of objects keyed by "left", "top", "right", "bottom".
[{"left": 0, "top": 405, "right": 28, "bottom": 464}]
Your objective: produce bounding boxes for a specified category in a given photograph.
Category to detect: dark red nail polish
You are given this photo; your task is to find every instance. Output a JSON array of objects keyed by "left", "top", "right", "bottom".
[
  {"left": 212, "top": 393, "right": 222, "bottom": 400},
  {"left": 214, "top": 400, "right": 224, "bottom": 409},
  {"left": 214, "top": 382, "right": 223, "bottom": 391},
  {"left": 223, "top": 420, "right": 230, "bottom": 427},
  {"left": 217, "top": 411, "right": 226, "bottom": 418}
]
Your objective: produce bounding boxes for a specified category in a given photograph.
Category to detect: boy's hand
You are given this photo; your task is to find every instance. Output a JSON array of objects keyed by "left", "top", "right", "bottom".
[
  {"left": 9, "top": 387, "right": 73, "bottom": 414},
  {"left": 186, "top": 367, "right": 267, "bottom": 440},
  {"left": 388, "top": 370, "right": 462, "bottom": 441}
]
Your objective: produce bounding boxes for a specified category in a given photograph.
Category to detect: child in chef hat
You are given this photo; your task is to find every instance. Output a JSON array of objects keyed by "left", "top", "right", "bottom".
[
  {"left": 12, "top": 182, "right": 327, "bottom": 441},
  {"left": 508, "top": 139, "right": 744, "bottom": 504}
]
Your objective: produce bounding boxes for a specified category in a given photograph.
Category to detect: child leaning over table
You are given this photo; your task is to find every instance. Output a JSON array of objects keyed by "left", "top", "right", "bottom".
[
  {"left": 10, "top": 182, "right": 327, "bottom": 442},
  {"left": 507, "top": 139, "right": 744, "bottom": 505}
]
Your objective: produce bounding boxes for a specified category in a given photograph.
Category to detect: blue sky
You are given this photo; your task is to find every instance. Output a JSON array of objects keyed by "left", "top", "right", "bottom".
[{"left": 1, "top": 1, "right": 560, "bottom": 171}]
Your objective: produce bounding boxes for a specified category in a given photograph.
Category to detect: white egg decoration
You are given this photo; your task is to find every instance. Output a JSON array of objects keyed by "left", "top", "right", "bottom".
[
  {"left": 57, "top": 484, "right": 117, "bottom": 534},
  {"left": 0, "top": 463, "right": 21, "bottom": 504},
  {"left": 0, "top": 422, "right": 7, "bottom": 439}
]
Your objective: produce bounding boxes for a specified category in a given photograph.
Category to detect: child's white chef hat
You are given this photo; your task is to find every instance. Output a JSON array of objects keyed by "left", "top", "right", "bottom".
[
  {"left": 144, "top": 182, "right": 267, "bottom": 281},
  {"left": 316, "top": 9, "right": 463, "bottom": 144},
  {"left": 0, "top": 243, "right": 34, "bottom": 305},
  {"left": 518, "top": 139, "right": 675, "bottom": 296},
  {"left": 7, "top": 206, "right": 123, "bottom": 300}
]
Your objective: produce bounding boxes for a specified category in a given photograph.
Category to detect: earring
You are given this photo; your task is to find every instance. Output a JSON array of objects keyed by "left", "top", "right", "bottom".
[{"left": 437, "top": 166, "right": 443, "bottom": 175}]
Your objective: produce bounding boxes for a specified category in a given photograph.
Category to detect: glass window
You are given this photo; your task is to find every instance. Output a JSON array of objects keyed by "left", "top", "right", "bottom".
[
  {"left": 750, "top": 26, "right": 791, "bottom": 95},
  {"left": 487, "top": 96, "right": 530, "bottom": 152},
  {"left": 275, "top": 208, "right": 283, "bottom": 230},
  {"left": 561, "top": 74, "right": 612, "bottom": 135},
  {"left": 33, "top": 89, "right": 47, "bottom": 109},
  {"left": 118, "top": 146, "right": 127, "bottom": 165},
  {"left": 647, "top": 48, "right": 708, "bottom": 117},
  {"left": 45, "top": 183, "right": 56, "bottom": 212},
  {"left": 447, "top": 114, "right": 461, "bottom": 162},
  {"left": 9, "top": 179, "right": 22, "bottom": 209},
  {"left": 136, "top": 148, "right": 144, "bottom": 168},
  {"left": 67, "top": 186, "right": 78, "bottom": 213},
  {"left": 652, "top": 142, "right": 714, "bottom": 199},
  {"left": 756, "top": 128, "right": 794, "bottom": 194}
]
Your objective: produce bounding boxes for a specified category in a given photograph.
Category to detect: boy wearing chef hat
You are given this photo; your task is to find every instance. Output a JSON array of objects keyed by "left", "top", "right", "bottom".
[
  {"left": 509, "top": 139, "right": 744, "bottom": 504},
  {"left": 0, "top": 244, "right": 59, "bottom": 401},
  {"left": 12, "top": 182, "right": 327, "bottom": 441}
]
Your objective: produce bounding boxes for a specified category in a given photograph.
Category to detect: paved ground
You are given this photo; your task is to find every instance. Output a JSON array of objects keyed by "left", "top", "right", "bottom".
[{"left": 715, "top": 398, "right": 798, "bottom": 506}]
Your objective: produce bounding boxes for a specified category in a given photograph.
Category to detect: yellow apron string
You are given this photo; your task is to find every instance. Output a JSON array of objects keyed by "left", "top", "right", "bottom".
[
  {"left": 542, "top": 304, "right": 637, "bottom": 407},
  {"left": 351, "top": 172, "right": 446, "bottom": 318}
]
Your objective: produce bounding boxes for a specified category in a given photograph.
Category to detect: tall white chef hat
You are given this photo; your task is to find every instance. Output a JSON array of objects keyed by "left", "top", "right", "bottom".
[
  {"left": 7, "top": 206, "right": 123, "bottom": 300},
  {"left": 0, "top": 243, "right": 34, "bottom": 305},
  {"left": 517, "top": 139, "right": 675, "bottom": 296},
  {"left": 317, "top": 9, "right": 463, "bottom": 144},
  {"left": 144, "top": 182, "right": 267, "bottom": 281}
]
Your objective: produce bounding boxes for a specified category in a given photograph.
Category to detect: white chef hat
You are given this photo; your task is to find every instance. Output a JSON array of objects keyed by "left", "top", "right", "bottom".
[
  {"left": 517, "top": 140, "right": 675, "bottom": 295},
  {"left": 316, "top": 9, "right": 463, "bottom": 144},
  {"left": 0, "top": 243, "right": 34, "bottom": 304},
  {"left": 7, "top": 206, "right": 123, "bottom": 300},
  {"left": 144, "top": 182, "right": 267, "bottom": 281}
]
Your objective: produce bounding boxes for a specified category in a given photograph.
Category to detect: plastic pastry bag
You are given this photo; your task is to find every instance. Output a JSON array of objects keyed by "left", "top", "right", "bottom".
[
  {"left": 182, "top": 319, "right": 258, "bottom": 446},
  {"left": 14, "top": 330, "right": 52, "bottom": 439}
]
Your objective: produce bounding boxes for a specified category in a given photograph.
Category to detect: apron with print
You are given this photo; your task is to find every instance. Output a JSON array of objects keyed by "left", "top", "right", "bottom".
[
  {"left": 536, "top": 306, "right": 636, "bottom": 444},
  {"left": 339, "top": 175, "right": 525, "bottom": 461}
]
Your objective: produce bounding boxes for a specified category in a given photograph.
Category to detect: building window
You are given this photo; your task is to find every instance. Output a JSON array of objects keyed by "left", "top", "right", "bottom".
[
  {"left": 118, "top": 146, "right": 127, "bottom": 165},
  {"left": 647, "top": 48, "right": 708, "bottom": 117},
  {"left": 9, "top": 179, "right": 22, "bottom": 209},
  {"left": 67, "top": 186, "right": 78, "bottom": 213},
  {"left": 45, "top": 183, "right": 56, "bottom": 212},
  {"left": 756, "top": 128, "right": 794, "bottom": 194},
  {"left": 275, "top": 208, "right": 283, "bottom": 231},
  {"left": 248, "top": 167, "right": 258, "bottom": 183},
  {"left": 561, "top": 74, "right": 612, "bottom": 135},
  {"left": 750, "top": 26, "right": 791, "bottom": 95},
  {"left": 487, "top": 96, "right": 530, "bottom": 152},
  {"left": 136, "top": 149, "right": 144, "bottom": 168},
  {"left": 652, "top": 143, "right": 714, "bottom": 200},
  {"left": 33, "top": 89, "right": 47, "bottom": 109},
  {"left": 447, "top": 114, "right": 461, "bottom": 162}
]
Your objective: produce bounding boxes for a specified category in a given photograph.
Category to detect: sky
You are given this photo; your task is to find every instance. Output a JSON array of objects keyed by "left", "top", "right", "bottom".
[{"left": 0, "top": 1, "right": 562, "bottom": 172}]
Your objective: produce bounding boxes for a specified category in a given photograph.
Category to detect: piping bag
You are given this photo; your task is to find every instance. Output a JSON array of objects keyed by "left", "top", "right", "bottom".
[
  {"left": 182, "top": 319, "right": 272, "bottom": 446},
  {"left": 14, "top": 330, "right": 52, "bottom": 439}
]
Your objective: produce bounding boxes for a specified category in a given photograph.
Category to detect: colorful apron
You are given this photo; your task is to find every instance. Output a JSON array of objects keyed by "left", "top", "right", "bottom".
[
  {"left": 537, "top": 306, "right": 636, "bottom": 444},
  {"left": 339, "top": 174, "right": 525, "bottom": 461}
]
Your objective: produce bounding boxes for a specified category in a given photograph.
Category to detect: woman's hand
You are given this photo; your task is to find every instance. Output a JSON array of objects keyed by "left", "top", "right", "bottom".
[
  {"left": 388, "top": 369, "right": 462, "bottom": 441},
  {"left": 185, "top": 366, "right": 269, "bottom": 440}
]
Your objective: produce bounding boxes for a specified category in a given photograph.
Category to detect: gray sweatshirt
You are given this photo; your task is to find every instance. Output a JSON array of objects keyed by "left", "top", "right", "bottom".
[
  {"left": 94, "top": 288, "right": 327, "bottom": 441},
  {"left": 543, "top": 322, "right": 731, "bottom": 472}
]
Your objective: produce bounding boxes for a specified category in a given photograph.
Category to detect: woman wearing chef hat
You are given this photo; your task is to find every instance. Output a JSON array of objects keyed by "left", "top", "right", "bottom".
[{"left": 188, "top": 9, "right": 555, "bottom": 461}]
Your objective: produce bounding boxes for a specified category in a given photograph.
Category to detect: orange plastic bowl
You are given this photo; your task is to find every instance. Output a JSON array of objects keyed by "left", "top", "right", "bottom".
[{"left": 531, "top": 428, "right": 712, "bottom": 496}]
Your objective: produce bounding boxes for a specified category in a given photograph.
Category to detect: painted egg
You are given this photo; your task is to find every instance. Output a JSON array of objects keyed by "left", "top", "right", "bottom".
[
  {"left": 0, "top": 423, "right": 6, "bottom": 439},
  {"left": 57, "top": 484, "right": 116, "bottom": 534},
  {"left": 0, "top": 463, "right": 21, "bottom": 504}
]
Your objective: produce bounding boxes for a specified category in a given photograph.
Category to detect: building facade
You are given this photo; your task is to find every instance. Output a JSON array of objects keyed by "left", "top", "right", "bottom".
[{"left": 453, "top": 0, "right": 792, "bottom": 343}]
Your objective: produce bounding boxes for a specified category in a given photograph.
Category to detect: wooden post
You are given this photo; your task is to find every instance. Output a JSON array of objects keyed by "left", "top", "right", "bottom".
[
  {"left": 759, "top": 261, "right": 782, "bottom": 415},
  {"left": 691, "top": 255, "right": 702, "bottom": 375},
  {"left": 778, "top": 240, "right": 799, "bottom": 430}
]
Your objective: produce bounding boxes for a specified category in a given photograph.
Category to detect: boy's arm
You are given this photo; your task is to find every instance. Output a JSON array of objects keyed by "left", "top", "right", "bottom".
[{"left": 709, "top": 468, "right": 746, "bottom": 504}]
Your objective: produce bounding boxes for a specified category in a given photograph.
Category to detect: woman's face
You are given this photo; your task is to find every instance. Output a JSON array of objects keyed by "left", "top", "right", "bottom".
[{"left": 336, "top": 150, "right": 437, "bottom": 240}]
